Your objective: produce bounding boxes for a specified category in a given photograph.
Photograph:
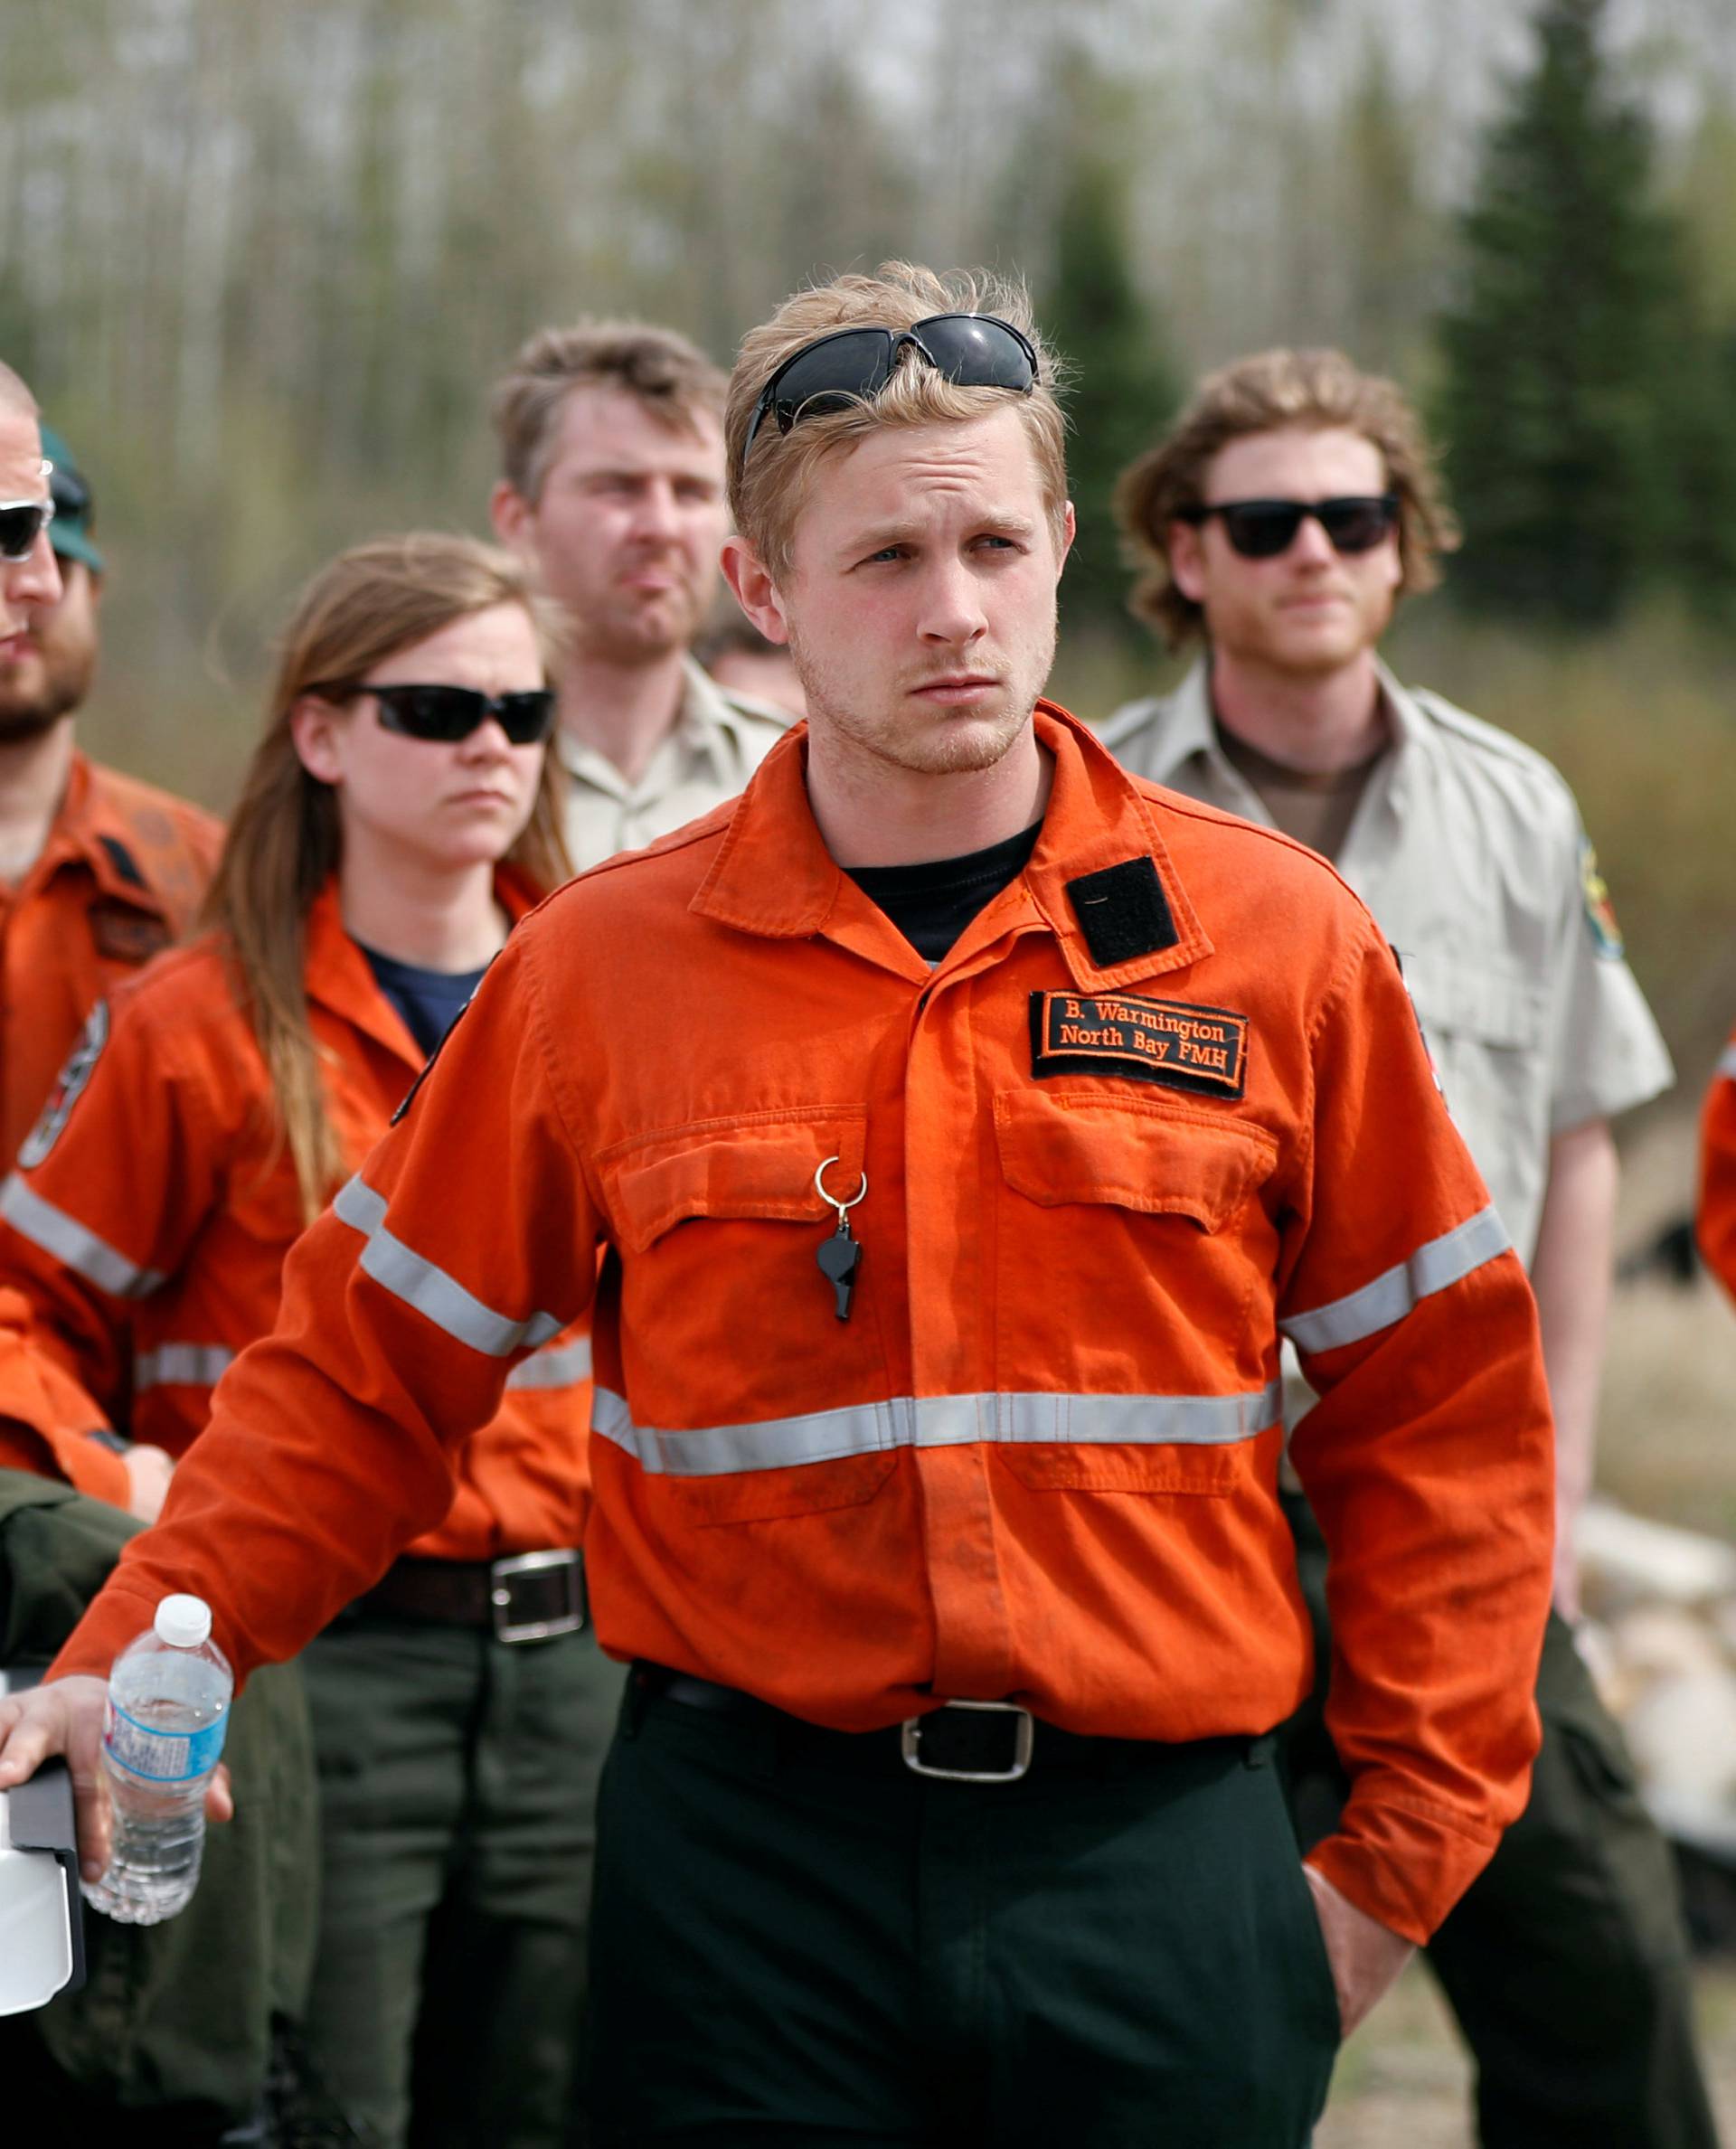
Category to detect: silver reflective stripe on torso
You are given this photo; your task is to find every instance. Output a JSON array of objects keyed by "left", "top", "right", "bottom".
[
  {"left": 505, "top": 1337, "right": 593, "bottom": 1391},
  {"left": 134, "top": 1343, "right": 234, "bottom": 1392},
  {"left": 590, "top": 1381, "right": 1283, "bottom": 1479}
]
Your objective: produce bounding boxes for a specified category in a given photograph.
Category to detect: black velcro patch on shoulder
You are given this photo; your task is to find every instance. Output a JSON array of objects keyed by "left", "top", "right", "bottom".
[
  {"left": 1030, "top": 991, "right": 1248, "bottom": 1098},
  {"left": 1065, "top": 857, "right": 1177, "bottom": 967},
  {"left": 98, "top": 834, "right": 147, "bottom": 888}
]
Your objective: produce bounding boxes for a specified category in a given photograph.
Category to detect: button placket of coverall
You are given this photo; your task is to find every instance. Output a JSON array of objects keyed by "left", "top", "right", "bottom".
[
  {"left": 302, "top": 887, "right": 451, "bottom": 1080},
  {"left": 890, "top": 815, "right": 1215, "bottom": 1702},
  {"left": 898, "top": 906, "right": 1061, "bottom": 1703}
]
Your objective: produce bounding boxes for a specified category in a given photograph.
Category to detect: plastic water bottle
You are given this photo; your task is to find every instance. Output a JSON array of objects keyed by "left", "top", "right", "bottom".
[{"left": 81, "top": 1594, "right": 232, "bottom": 1924}]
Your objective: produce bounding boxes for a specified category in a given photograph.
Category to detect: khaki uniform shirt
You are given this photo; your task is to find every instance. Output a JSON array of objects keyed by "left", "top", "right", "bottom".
[
  {"left": 556, "top": 657, "right": 791, "bottom": 873},
  {"left": 1100, "top": 660, "right": 1673, "bottom": 1268}
]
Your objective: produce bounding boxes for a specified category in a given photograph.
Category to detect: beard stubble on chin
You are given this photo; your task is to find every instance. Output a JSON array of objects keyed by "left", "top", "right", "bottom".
[
  {"left": 585, "top": 551, "right": 716, "bottom": 665},
  {"left": 580, "top": 593, "right": 704, "bottom": 671},
  {"left": 0, "top": 648, "right": 93, "bottom": 742},
  {"left": 0, "top": 705, "right": 69, "bottom": 746},
  {"left": 794, "top": 665, "right": 1036, "bottom": 778}
]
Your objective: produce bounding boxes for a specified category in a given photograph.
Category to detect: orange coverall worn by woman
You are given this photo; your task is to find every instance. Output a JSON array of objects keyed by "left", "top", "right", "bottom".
[
  {"left": 1699, "top": 1025, "right": 1736, "bottom": 1305},
  {"left": 0, "top": 535, "right": 608, "bottom": 2149}
]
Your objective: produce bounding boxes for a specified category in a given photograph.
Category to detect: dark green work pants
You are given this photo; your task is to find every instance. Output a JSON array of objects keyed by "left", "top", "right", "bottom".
[
  {"left": 1284, "top": 1492, "right": 1718, "bottom": 2149},
  {"left": 299, "top": 1607, "right": 623, "bottom": 2149},
  {"left": 0, "top": 1469, "right": 318, "bottom": 2145},
  {"left": 585, "top": 1681, "right": 1341, "bottom": 2147}
]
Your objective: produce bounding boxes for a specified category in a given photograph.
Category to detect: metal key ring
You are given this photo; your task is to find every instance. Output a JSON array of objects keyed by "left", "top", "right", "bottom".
[{"left": 814, "top": 1155, "right": 868, "bottom": 1214}]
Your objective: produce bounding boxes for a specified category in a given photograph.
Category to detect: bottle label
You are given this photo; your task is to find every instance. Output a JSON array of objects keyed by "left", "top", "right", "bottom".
[{"left": 104, "top": 1697, "right": 229, "bottom": 1783}]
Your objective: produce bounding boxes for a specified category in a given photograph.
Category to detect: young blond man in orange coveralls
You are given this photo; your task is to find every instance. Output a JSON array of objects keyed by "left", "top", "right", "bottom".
[{"left": 0, "top": 269, "right": 1556, "bottom": 2147}]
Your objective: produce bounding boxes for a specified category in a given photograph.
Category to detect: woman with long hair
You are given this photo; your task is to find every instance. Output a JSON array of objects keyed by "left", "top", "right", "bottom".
[{"left": 0, "top": 533, "right": 610, "bottom": 2149}]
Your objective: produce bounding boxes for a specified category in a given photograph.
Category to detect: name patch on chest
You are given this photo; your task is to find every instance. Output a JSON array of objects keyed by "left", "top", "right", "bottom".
[
  {"left": 1029, "top": 991, "right": 1249, "bottom": 1098},
  {"left": 90, "top": 900, "right": 173, "bottom": 965}
]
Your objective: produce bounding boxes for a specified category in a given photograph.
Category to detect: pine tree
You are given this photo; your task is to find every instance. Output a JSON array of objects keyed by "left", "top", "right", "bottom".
[
  {"left": 1434, "top": 0, "right": 1716, "bottom": 624},
  {"left": 1041, "top": 146, "right": 1183, "bottom": 647}
]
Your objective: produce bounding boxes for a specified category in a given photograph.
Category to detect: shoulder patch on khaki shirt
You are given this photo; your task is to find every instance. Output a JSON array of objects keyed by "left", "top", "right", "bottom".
[{"left": 1579, "top": 838, "right": 1625, "bottom": 960}]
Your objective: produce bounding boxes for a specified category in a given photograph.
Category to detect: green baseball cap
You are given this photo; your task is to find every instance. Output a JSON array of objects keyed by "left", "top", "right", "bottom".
[{"left": 37, "top": 423, "right": 103, "bottom": 575}]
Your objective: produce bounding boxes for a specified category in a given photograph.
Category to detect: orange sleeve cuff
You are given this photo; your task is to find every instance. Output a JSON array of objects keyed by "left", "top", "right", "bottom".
[
  {"left": 1306, "top": 1786, "right": 1520, "bottom": 1945},
  {"left": 0, "top": 1416, "right": 131, "bottom": 1510},
  {"left": 47, "top": 1576, "right": 165, "bottom": 1684}
]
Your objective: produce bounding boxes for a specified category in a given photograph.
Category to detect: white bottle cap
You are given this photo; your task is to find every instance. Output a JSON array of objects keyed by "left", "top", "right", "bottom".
[{"left": 154, "top": 1595, "right": 212, "bottom": 1649}]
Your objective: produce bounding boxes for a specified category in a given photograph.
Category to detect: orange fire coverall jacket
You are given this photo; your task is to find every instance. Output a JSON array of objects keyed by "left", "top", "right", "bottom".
[
  {"left": 46, "top": 705, "right": 1553, "bottom": 1945},
  {"left": 1698, "top": 1026, "right": 1736, "bottom": 1305},
  {"left": 1, "top": 750, "right": 222, "bottom": 1164},
  {"left": 0, "top": 874, "right": 590, "bottom": 1556}
]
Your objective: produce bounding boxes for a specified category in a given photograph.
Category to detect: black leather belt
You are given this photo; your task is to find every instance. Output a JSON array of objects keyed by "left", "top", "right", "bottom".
[
  {"left": 359, "top": 1550, "right": 587, "bottom": 1643},
  {"left": 634, "top": 1664, "right": 1252, "bottom": 1784}
]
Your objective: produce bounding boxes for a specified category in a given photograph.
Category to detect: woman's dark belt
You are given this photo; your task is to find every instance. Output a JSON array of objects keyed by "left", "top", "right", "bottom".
[{"left": 357, "top": 1550, "right": 587, "bottom": 1643}]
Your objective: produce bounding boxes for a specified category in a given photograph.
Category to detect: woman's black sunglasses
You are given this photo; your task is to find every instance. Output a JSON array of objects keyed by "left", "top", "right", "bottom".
[
  {"left": 741, "top": 314, "right": 1040, "bottom": 467},
  {"left": 313, "top": 681, "right": 557, "bottom": 746},
  {"left": 1178, "top": 494, "right": 1400, "bottom": 560}
]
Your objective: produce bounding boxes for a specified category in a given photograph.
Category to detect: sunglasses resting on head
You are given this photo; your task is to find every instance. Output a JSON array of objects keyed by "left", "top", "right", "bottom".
[
  {"left": 741, "top": 314, "right": 1040, "bottom": 468},
  {"left": 1177, "top": 494, "right": 1400, "bottom": 560},
  {"left": 308, "top": 682, "right": 558, "bottom": 746}
]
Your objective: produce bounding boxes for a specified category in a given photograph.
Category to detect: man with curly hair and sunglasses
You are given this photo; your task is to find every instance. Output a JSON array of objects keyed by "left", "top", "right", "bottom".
[
  {"left": 1103, "top": 349, "right": 1708, "bottom": 2149},
  {"left": 2, "top": 280, "right": 1559, "bottom": 2145}
]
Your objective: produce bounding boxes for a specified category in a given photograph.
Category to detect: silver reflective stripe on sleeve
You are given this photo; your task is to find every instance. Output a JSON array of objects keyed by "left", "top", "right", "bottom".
[
  {"left": 505, "top": 1337, "right": 593, "bottom": 1391},
  {"left": 590, "top": 1380, "right": 1282, "bottom": 1479},
  {"left": 135, "top": 1343, "right": 235, "bottom": 1392},
  {"left": 333, "top": 1174, "right": 561, "bottom": 1358},
  {"left": 0, "top": 1172, "right": 165, "bottom": 1298},
  {"left": 1719, "top": 1044, "right": 1736, "bottom": 1082},
  {"left": 1278, "top": 1203, "right": 1511, "bottom": 1356}
]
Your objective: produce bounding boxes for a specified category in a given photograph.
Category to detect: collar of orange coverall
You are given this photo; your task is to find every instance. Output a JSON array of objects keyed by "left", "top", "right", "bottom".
[
  {"left": 302, "top": 866, "right": 543, "bottom": 1070},
  {"left": 690, "top": 700, "right": 1211, "bottom": 994},
  {"left": 24, "top": 750, "right": 178, "bottom": 913}
]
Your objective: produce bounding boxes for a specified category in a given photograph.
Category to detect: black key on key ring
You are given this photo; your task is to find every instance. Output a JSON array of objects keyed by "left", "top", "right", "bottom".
[{"left": 814, "top": 1155, "right": 866, "bottom": 1321}]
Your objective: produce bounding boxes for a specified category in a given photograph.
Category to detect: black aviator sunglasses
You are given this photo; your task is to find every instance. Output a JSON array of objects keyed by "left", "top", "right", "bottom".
[
  {"left": 741, "top": 314, "right": 1041, "bottom": 468},
  {"left": 311, "top": 681, "right": 557, "bottom": 746},
  {"left": 1177, "top": 494, "right": 1400, "bottom": 560}
]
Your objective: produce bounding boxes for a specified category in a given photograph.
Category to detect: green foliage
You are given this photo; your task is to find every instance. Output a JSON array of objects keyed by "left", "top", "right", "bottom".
[
  {"left": 1675, "top": 100, "right": 1736, "bottom": 331},
  {"left": 1434, "top": 0, "right": 1736, "bottom": 626},
  {"left": 1341, "top": 41, "right": 1444, "bottom": 380},
  {"left": 1041, "top": 148, "right": 1182, "bottom": 646}
]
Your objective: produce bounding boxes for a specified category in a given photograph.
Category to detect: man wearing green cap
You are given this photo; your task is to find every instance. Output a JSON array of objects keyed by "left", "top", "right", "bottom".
[
  {"left": 0, "top": 370, "right": 318, "bottom": 2146},
  {"left": 0, "top": 410, "right": 222, "bottom": 1388}
]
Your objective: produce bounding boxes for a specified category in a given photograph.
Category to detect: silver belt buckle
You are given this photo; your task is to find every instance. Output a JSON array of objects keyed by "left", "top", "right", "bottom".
[
  {"left": 490, "top": 1548, "right": 586, "bottom": 1644},
  {"left": 900, "top": 1699, "right": 1035, "bottom": 1783}
]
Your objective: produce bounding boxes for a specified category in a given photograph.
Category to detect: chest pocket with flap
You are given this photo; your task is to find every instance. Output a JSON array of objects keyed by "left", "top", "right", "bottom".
[
  {"left": 991, "top": 1088, "right": 1280, "bottom": 1493},
  {"left": 596, "top": 1108, "right": 894, "bottom": 1524}
]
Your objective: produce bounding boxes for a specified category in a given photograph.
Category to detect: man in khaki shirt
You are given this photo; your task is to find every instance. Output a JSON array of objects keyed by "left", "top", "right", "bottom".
[
  {"left": 490, "top": 321, "right": 788, "bottom": 872},
  {"left": 1102, "top": 349, "right": 1710, "bottom": 2149}
]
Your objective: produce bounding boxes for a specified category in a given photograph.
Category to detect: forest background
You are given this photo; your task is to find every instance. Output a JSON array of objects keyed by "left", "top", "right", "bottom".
[{"left": 2, "top": 0, "right": 1733, "bottom": 1085}]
